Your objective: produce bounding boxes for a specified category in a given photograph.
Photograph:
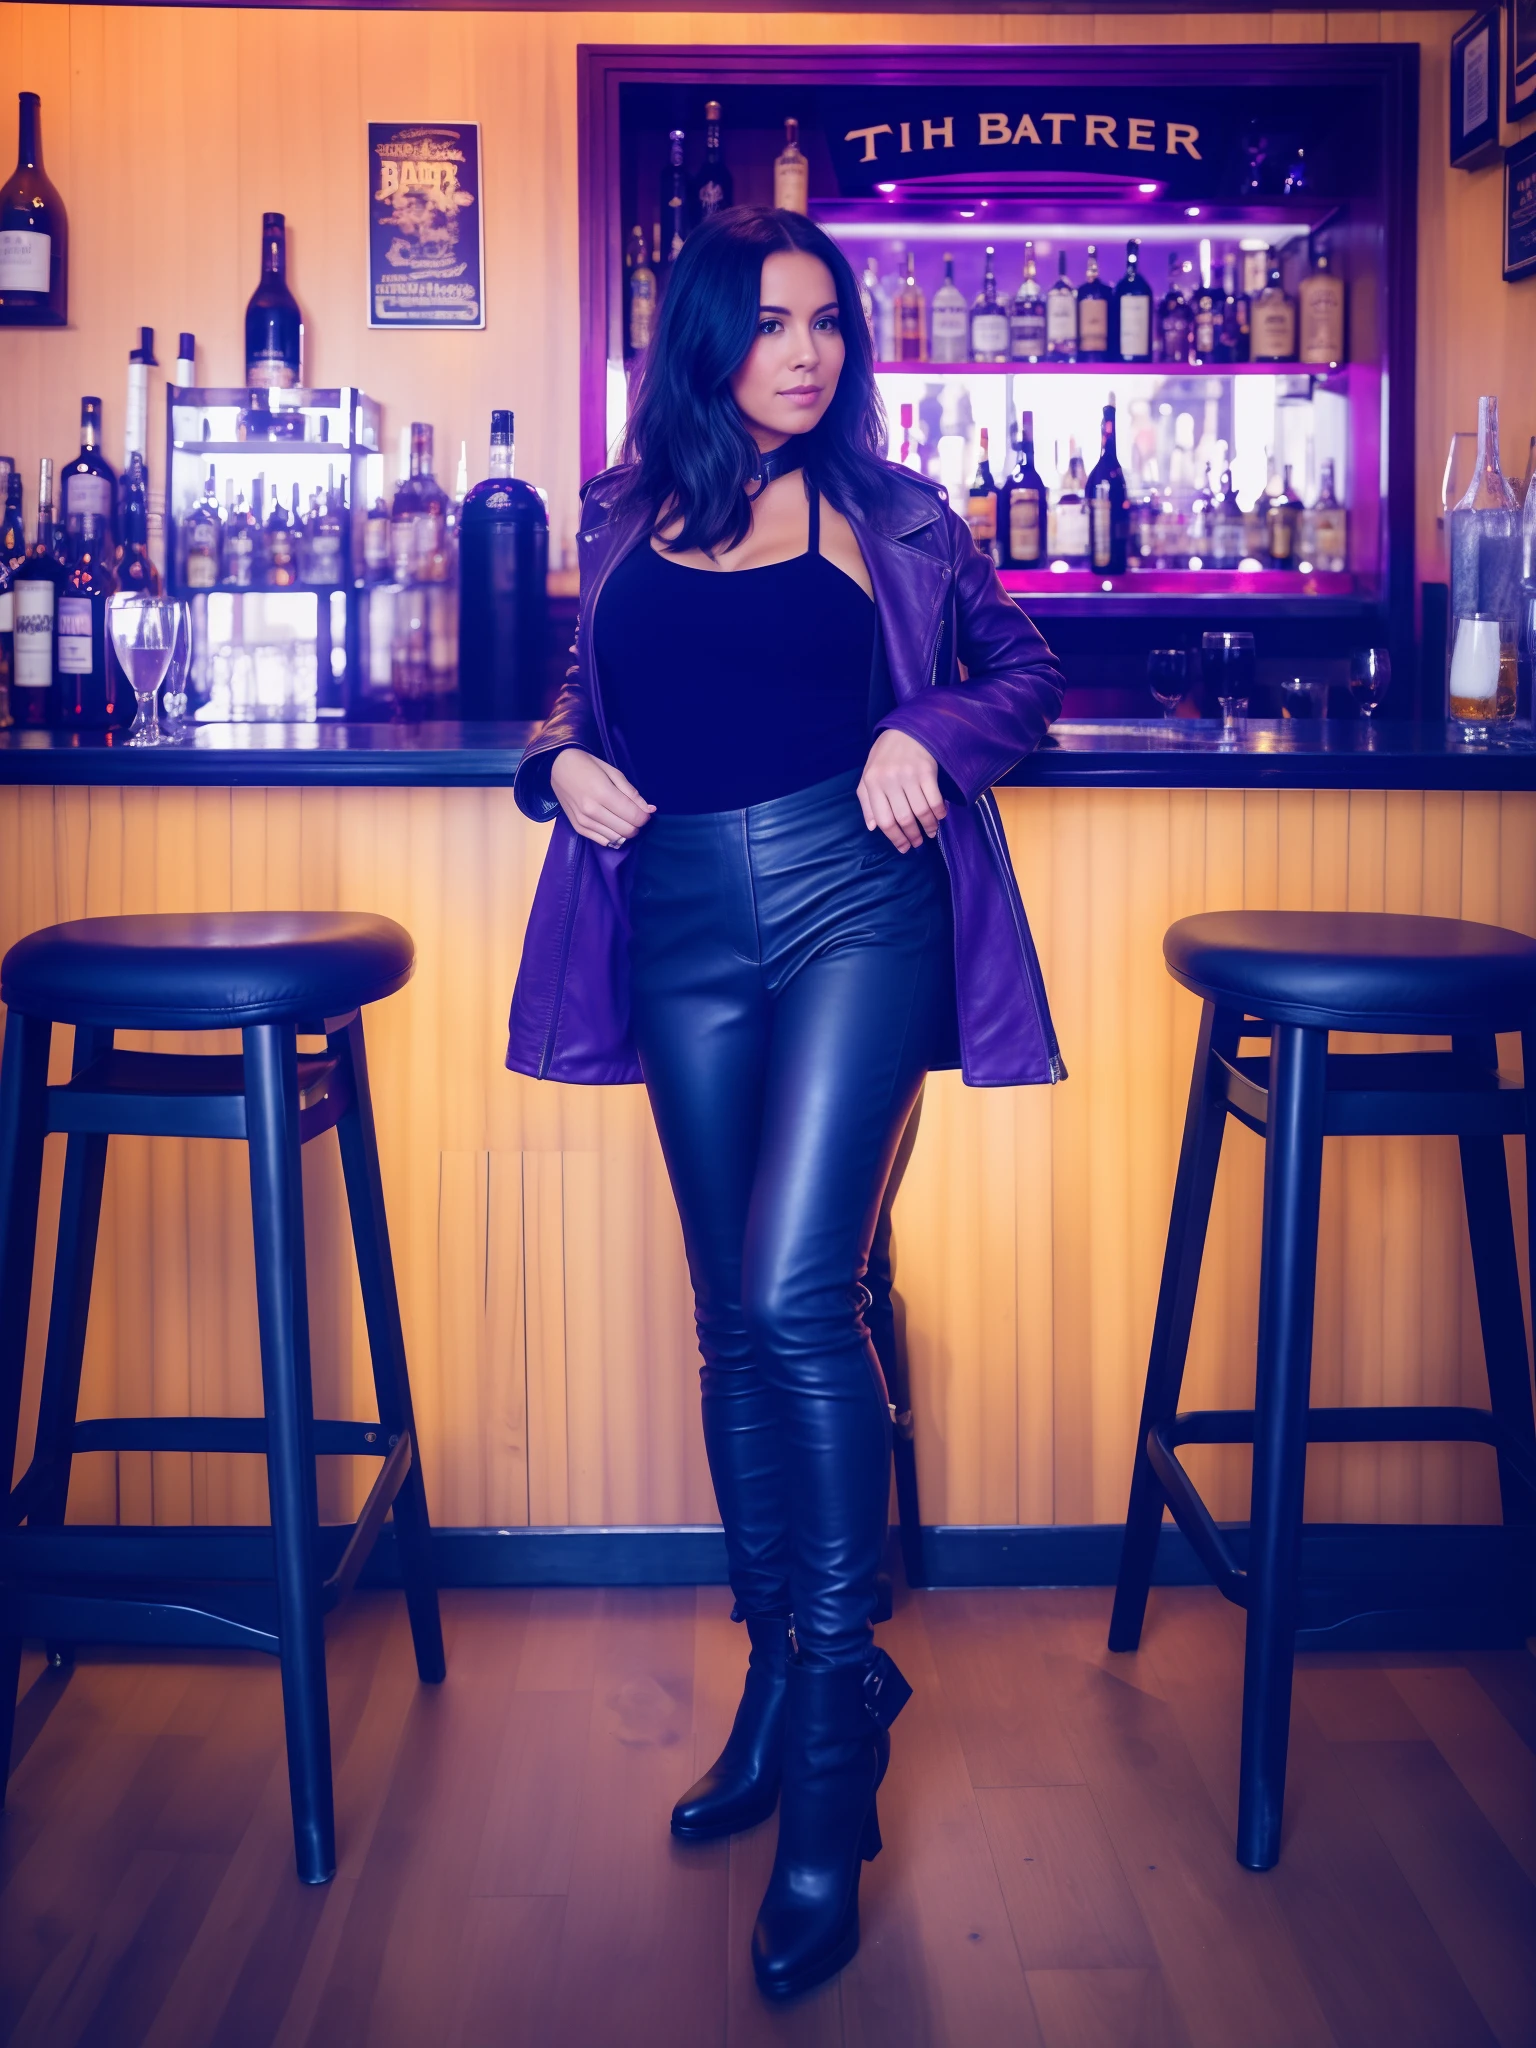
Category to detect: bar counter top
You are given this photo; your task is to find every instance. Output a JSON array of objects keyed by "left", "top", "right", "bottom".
[{"left": 0, "top": 719, "right": 1534, "bottom": 791}]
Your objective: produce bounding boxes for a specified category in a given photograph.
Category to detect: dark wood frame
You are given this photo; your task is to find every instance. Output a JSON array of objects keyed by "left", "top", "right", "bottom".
[
  {"left": 1509, "top": 0, "right": 1536, "bottom": 122},
  {"left": 1450, "top": 9, "right": 1502, "bottom": 168},
  {"left": 578, "top": 41, "right": 1420, "bottom": 688}
]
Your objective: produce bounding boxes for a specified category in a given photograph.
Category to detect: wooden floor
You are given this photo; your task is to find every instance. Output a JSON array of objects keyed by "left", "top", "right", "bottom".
[{"left": 3, "top": 1586, "right": 1535, "bottom": 2047}]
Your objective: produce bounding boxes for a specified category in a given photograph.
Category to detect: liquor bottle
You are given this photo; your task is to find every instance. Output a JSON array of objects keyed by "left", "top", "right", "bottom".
[
  {"left": 0, "top": 92, "right": 68, "bottom": 327},
  {"left": 12, "top": 460, "right": 64, "bottom": 725},
  {"left": 0, "top": 540, "right": 10, "bottom": 723},
  {"left": 930, "top": 253, "right": 968, "bottom": 363},
  {"left": 966, "top": 428, "right": 1000, "bottom": 564},
  {"left": 690, "top": 102, "right": 733, "bottom": 219},
  {"left": 305, "top": 472, "right": 347, "bottom": 586},
  {"left": 113, "top": 453, "right": 160, "bottom": 599},
  {"left": 1266, "top": 463, "right": 1302, "bottom": 569},
  {"left": 1186, "top": 466, "right": 1215, "bottom": 566},
  {"left": 1075, "top": 245, "right": 1112, "bottom": 364},
  {"left": 1009, "top": 242, "right": 1046, "bottom": 362},
  {"left": 60, "top": 396, "right": 117, "bottom": 546},
  {"left": 181, "top": 465, "right": 223, "bottom": 588},
  {"left": 1218, "top": 252, "right": 1247, "bottom": 364},
  {"left": 1, "top": 465, "right": 24, "bottom": 569},
  {"left": 264, "top": 483, "right": 297, "bottom": 588},
  {"left": 660, "top": 130, "right": 690, "bottom": 270},
  {"left": 969, "top": 247, "right": 1010, "bottom": 363},
  {"left": 773, "top": 118, "right": 808, "bottom": 214},
  {"left": 245, "top": 212, "right": 303, "bottom": 388},
  {"left": 1210, "top": 468, "right": 1246, "bottom": 569},
  {"left": 1049, "top": 441, "right": 1090, "bottom": 568},
  {"left": 1086, "top": 403, "right": 1129, "bottom": 576},
  {"left": 1297, "top": 238, "right": 1345, "bottom": 368},
  {"left": 124, "top": 329, "right": 155, "bottom": 473},
  {"left": 1156, "top": 254, "right": 1191, "bottom": 365},
  {"left": 626, "top": 224, "right": 657, "bottom": 355},
  {"left": 222, "top": 486, "right": 257, "bottom": 588},
  {"left": 1298, "top": 459, "right": 1347, "bottom": 573},
  {"left": 56, "top": 520, "right": 119, "bottom": 730},
  {"left": 408, "top": 423, "right": 449, "bottom": 581},
  {"left": 1249, "top": 247, "right": 1296, "bottom": 364},
  {"left": 894, "top": 250, "right": 927, "bottom": 362},
  {"left": 999, "top": 414, "right": 1046, "bottom": 570},
  {"left": 458, "top": 410, "right": 551, "bottom": 721},
  {"left": 172, "top": 332, "right": 196, "bottom": 388},
  {"left": 859, "top": 256, "right": 893, "bottom": 359},
  {"left": 1045, "top": 251, "right": 1077, "bottom": 362},
  {"left": 1190, "top": 243, "right": 1221, "bottom": 365},
  {"left": 363, "top": 494, "right": 391, "bottom": 585},
  {"left": 288, "top": 483, "right": 307, "bottom": 572},
  {"left": 1449, "top": 394, "right": 1522, "bottom": 670},
  {"left": 1112, "top": 240, "right": 1153, "bottom": 364}
]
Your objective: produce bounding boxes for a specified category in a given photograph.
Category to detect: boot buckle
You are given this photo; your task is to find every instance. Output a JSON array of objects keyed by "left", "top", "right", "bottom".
[{"left": 862, "top": 1647, "right": 913, "bottom": 1730}]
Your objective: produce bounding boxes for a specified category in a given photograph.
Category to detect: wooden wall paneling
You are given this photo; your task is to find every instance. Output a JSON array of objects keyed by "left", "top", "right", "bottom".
[{"left": 1006, "top": 791, "right": 1058, "bottom": 1526}]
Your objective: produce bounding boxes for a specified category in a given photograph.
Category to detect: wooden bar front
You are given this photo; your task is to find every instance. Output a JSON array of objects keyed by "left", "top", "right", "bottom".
[{"left": 2, "top": 775, "right": 1529, "bottom": 1538}]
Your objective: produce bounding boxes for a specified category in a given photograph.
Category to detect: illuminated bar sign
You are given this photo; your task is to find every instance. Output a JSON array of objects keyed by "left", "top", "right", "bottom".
[
  {"left": 822, "top": 89, "right": 1272, "bottom": 199},
  {"left": 368, "top": 120, "right": 485, "bottom": 330}
]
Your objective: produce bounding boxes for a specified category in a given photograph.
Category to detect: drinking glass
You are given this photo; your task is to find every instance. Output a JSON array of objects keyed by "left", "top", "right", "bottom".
[
  {"left": 1348, "top": 647, "right": 1391, "bottom": 718},
  {"left": 1147, "top": 648, "right": 1187, "bottom": 718},
  {"left": 107, "top": 596, "right": 188, "bottom": 746},
  {"left": 160, "top": 602, "right": 192, "bottom": 729},
  {"left": 1447, "top": 614, "right": 1515, "bottom": 743},
  {"left": 1201, "top": 631, "right": 1255, "bottom": 718},
  {"left": 1280, "top": 674, "right": 1325, "bottom": 720}
]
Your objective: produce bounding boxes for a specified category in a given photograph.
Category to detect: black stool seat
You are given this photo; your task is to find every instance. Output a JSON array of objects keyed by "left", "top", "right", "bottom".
[
  {"left": 1166, "top": 910, "right": 1536, "bottom": 1035},
  {"left": 1112, "top": 909, "right": 1536, "bottom": 1874},
  {"left": 0, "top": 911, "right": 414, "bottom": 1030}
]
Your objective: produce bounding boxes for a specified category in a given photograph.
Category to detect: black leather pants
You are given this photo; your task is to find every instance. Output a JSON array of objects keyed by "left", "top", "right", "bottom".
[{"left": 629, "top": 768, "right": 955, "bottom": 1671}]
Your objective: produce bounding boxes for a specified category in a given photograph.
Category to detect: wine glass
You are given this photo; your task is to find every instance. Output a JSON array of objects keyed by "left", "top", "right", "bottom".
[
  {"left": 108, "top": 596, "right": 188, "bottom": 746},
  {"left": 1147, "top": 648, "right": 1187, "bottom": 719},
  {"left": 1348, "top": 647, "right": 1391, "bottom": 719},
  {"left": 1201, "top": 630, "right": 1255, "bottom": 721},
  {"left": 160, "top": 602, "right": 193, "bottom": 730}
]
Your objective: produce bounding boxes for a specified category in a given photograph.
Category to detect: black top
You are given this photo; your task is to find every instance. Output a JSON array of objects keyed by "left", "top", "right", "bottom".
[{"left": 593, "top": 486, "right": 878, "bottom": 814}]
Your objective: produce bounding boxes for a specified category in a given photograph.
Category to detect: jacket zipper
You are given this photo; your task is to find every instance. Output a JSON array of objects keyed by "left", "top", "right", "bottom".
[{"left": 536, "top": 838, "right": 586, "bottom": 1080}]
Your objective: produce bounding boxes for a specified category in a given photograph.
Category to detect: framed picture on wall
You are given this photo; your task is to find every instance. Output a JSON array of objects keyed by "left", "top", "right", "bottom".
[
  {"left": 367, "top": 121, "right": 486, "bottom": 330},
  {"left": 1510, "top": 0, "right": 1536, "bottom": 121},
  {"left": 1505, "top": 130, "right": 1536, "bottom": 280},
  {"left": 1451, "top": 9, "right": 1502, "bottom": 167}
]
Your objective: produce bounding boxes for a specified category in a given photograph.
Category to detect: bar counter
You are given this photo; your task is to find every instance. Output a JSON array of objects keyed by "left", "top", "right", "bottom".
[
  {"left": 1, "top": 718, "right": 1534, "bottom": 789},
  {"left": 1, "top": 717, "right": 1530, "bottom": 1561}
]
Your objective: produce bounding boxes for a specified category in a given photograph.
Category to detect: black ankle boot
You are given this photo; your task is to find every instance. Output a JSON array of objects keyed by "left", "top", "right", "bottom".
[
  {"left": 751, "top": 1647, "right": 912, "bottom": 2002},
  {"left": 672, "top": 1615, "right": 791, "bottom": 1841}
]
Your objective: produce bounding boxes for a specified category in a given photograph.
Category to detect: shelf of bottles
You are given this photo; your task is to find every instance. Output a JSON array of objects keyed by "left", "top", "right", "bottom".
[
  {"left": 834, "top": 224, "right": 1359, "bottom": 600},
  {"left": 165, "top": 387, "right": 383, "bottom": 721}
]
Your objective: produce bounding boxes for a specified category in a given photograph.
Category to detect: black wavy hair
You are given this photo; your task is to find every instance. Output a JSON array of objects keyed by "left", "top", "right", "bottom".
[{"left": 611, "top": 206, "right": 895, "bottom": 556}]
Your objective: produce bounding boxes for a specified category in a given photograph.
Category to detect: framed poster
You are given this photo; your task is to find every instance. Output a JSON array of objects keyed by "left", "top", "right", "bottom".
[
  {"left": 1510, "top": 0, "right": 1536, "bottom": 121},
  {"left": 368, "top": 121, "right": 485, "bottom": 329},
  {"left": 1451, "top": 10, "right": 1501, "bottom": 168},
  {"left": 1505, "top": 129, "right": 1536, "bottom": 280}
]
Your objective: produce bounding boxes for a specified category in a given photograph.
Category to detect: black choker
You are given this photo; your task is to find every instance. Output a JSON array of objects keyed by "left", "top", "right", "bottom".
[{"left": 747, "top": 441, "right": 808, "bottom": 499}]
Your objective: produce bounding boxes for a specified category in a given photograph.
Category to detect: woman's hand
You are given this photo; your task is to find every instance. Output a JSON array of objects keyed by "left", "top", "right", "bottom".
[
  {"left": 856, "top": 729, "right": 947, "bottom": 851},
  {"left": 550, "top": 748, "right": 655, "bottom": 849}
]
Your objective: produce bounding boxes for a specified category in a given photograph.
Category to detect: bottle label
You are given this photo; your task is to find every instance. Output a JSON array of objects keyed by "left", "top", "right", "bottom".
[
  {"left": 1314, "top": 507, "right": 1347, "bottom": 567},
  {"left": 247, "top": 355, "right": 299, "bottom": 390},
  {"left": 1251, "top": 300, "right": 1296, "bottom": 360},
  {"left": 308, "top": 535, "right": 344, "bottom": 584},
  {"left": 1299, "top": 280, "right": 1345, "bottom": 363},
  {"left": 968, "top": 494, "right": 997, "bottom": 543},
  {"left": 56, "top": 595, "right": 94, "bottom": 674},
  {"left": 970, "top": 311, "right": 1009, "bottom": 358},
  {"left": 1078, "top": 300, "right": 1109, "bottom": 353},
  {"left": 1091, "top": 497, "right": 1112, "bottom": 569},
  {"left": 1118, "top": 298, "right": 1150, "bottom": 359},
  {"left": 185, "top": 545, "right": 218, "bottom": 589},
  {"left": 773, "top": 162, "right": 808, "bottom": 213},
  {"left": 13, "top": 582, "right": 54, "bottom": 687},
  {"left": 224, "top": 532, "right": 255, "bottom": 585},
  {"left": 1054, "top": 501, "right": 1089, "bottom": 559},
  {"left": 0, "top": 591, "right": 11, "bottom": 632},
  {"left": 1011, "top": 309, "right": 1046, "bottom": 357},
  {"left": 1010, "top": 493, "right": 1041, "bottom": 563},
  {"left": 1046, "top": 295, "right": 1076, "bottom": 346},
  {"left": 1194, "top": 309, "right": 1216, "bottom": 354},
  {"left": 0, "top": 229, "right": 50, "bottom": 292},
  {"left": 64, "top": 473, "right": 113, "bottom": 522},
  {"left": 930, "top": 305, "right": 968, "bottom": 359}
]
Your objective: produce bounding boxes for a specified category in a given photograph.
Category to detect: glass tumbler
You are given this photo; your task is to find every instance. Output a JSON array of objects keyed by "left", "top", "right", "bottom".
[{"left": 1201, "top": 631, "right": 1256, "bottom": 720}]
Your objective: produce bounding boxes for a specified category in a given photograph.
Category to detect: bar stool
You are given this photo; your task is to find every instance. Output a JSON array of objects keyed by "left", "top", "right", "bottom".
[
  {"left": 0, "top": 911, "right": 446, "bottom": 1884},
  {"left": 1109, "top": 910, "right": 1536, "bottom": 1871}
]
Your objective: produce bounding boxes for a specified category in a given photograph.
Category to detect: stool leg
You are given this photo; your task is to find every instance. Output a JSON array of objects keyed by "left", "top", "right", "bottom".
[
  {"left": 1109, "top": 1001, "right": 1239, "bottom": 1652},
  {"left": 1457, "top": 1125, "right": 1536, "bottom": 1526},
  {"left": 245, "top": 1022, "right": 335, "bottom": 1885},
  {"left": 1237, "top": 1021, "right": 1327, "bottom": 1872},
  {"left": 0, "top": 1010, "right": 53, "bottom": 1792},
  {"left": 330, "top": 1015, "right": 445, "bottom": 1685}
]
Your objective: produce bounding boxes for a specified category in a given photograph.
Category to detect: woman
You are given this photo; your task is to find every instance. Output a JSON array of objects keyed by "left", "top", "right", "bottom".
[{"left": 509, "top": 206, "right": 1064, "bottom": 2001}]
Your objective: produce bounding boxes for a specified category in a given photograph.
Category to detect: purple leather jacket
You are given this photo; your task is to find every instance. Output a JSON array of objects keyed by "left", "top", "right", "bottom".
[{"left": 507, "top": 463, "right": 1067, "bottom": 1088}]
